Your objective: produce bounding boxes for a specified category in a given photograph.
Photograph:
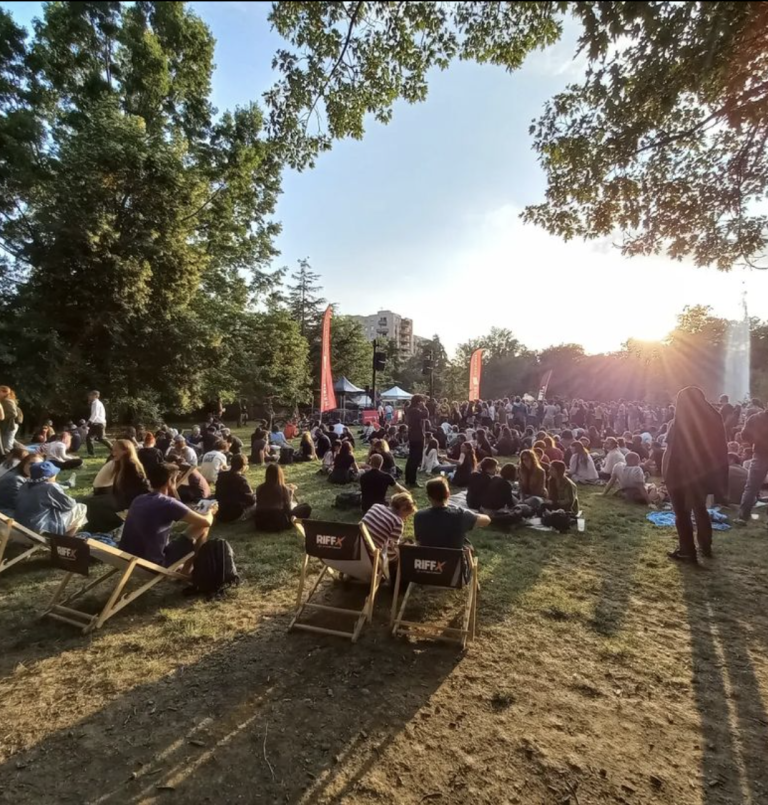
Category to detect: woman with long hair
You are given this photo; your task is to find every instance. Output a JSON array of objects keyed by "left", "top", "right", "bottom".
[
  {"left": 328, "top": 440, "right": 359, "bottom": 485},
  {"left": 85, "top": 439, "right": 150, "bottom": 531},
  {"left": 475, "top": 429, "right": 495, "bottom": 460},
  {"left": 450, "top": 442, "right": 477, "bottom": 488},
  {"left": 663, "top": 386, "right": 727, "bottom": 562},
  {"left": 568, "top": 441, "right": 599, "bottom": 483},
  {"left": 254, "top": 463, "right": 312, "bottom": 531},
  {"left": 0, "top": 386, "right": 20, "bottom": 457},
  {"left": 420, "top": 437, "right": 441, "bottom": 474},
  {"left": 519, "top": 449, "right": 547, "bottom": 497},
  {"left": 295, "top": 431, "right": 317, "bottom": 462}
]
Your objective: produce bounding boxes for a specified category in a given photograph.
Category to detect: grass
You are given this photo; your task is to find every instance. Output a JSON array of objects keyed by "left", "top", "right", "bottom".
[{"left": 1, "top": 427, "right": 768, "bottom": 804}]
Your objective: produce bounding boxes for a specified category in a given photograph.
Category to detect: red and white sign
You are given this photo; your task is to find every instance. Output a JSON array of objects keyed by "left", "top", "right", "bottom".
[
  {"left": 320, "top": 306, "right": 337, "bottom": 413},
  {"left": 468, "top": 348, "right": 484, "bottom": 401}
]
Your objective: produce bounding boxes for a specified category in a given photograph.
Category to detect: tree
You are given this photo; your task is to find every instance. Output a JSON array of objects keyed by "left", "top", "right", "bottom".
[
  {"left": 285, "top": 258, "right": 325, "bottom": 337},
  {"left": 0, "top": 2, "right": 282, "bottom": 419},
  {"left": 328, "top": 314, "right": 371, "bottom": 390},
  {"left": 267, "top": 1, "right": 768, "bottom": 268}
]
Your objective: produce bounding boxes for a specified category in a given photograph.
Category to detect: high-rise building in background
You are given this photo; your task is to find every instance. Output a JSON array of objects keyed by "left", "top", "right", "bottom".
[{"left": 353, "top": 309, "right": 417, "bottom": 355}]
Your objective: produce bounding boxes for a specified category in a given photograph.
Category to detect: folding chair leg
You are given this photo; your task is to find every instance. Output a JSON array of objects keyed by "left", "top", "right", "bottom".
[
  {"left": 57, "top": 566, "right": 120, "bottom": 606},
  {"left": 289, "top": 563, "right": 328, "bottom": 631},
  {"left": 470, "top": 564, "right": 479, "bottom": 642},
  {"left": 90, "top": 559, "right": 138, "bottom": 632},
  {"left": 0, "top": 527, "right": 10, "bottom": 572},
  {"left": 47, "top": 572, "right": 75, "bottom": 611},
  {"left": 390, "top": 562, "right": 402, "bottom": 628},
  {"left": 0, "top": 542, "right": 46, "bottom": 575},
  {"left": 392, "top": 582, "right": 414, "bottom": 637}
]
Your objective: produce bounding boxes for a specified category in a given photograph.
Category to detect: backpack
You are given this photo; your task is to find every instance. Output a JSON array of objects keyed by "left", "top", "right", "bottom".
[
  {"left": 541, "top": 509, "right": 573, "bottom": 533},
  {"left": 188, "top": 538, "right": 240, "bottom": 597},
  {"left": 279, "top": 446, "right": 295, "bottom": 465},
  {"left": 334, "top": 491, "right": 362, "bottom": 509}
]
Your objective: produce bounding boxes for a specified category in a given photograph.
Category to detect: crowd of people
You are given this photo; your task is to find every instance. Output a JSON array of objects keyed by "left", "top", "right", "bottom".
[{"left": 1, "top": 383, "right": 766, "bottom": 574}]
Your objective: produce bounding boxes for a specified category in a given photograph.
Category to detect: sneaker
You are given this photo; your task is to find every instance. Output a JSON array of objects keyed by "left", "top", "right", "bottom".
[
  {"left": 65, "top": 473, "right": 77, "bottom": 489},
  {"left": 668, "top": 549, "right": 698, "bottom": 564},
  {"left": 733, "top": 518, "right": 747, "bottom": 527}
]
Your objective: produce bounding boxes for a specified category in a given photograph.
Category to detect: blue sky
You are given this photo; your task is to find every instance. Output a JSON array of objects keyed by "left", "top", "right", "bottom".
[{"left": 4, "top": 1, "right": 768, "bottom": 354}]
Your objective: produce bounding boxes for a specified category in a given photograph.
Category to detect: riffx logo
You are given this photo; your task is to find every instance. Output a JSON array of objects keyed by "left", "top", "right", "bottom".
[
  {"left": 414, "top": 558, "right": 446, "bottom": 574},
  {"left": 56, "top": 546, "right": 78, "bottom": 560},
  {"left": 316, "top": 534, "right": 346, "bottom": 548}
]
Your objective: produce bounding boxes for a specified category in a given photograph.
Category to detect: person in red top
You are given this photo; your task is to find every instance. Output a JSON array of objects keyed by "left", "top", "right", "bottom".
[{"left": 543, "top": 436, "right": 563, "bottom": 462}]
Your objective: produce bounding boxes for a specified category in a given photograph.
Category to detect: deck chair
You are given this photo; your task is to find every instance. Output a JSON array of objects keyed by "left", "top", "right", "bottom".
[
  {"left": 0, "top": 512, "right": 49, "bottom": 577},
  {"left": 289, "top": 519, "right": 383, "bottom": 642},
  {"left": 45, "top": 539, "right": 194, "bottom": 633},
  {"left": 390, "top": 544, "right": 479, "bottom": 649}
]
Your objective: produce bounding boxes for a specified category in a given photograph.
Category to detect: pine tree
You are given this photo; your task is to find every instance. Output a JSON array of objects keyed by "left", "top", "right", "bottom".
[{"left": 286, "top": 259, "right": 326, "bottom": 337}]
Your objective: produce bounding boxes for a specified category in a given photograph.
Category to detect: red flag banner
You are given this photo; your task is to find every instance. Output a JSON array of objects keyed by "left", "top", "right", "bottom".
[
  {"left": 468, "top": 348, "right": 484, "bottom": 401},
  {"left": 320, "top": 306, "right": 337, "bottom": 412},
  {"left": 538, "top": 369, "right": 553, "bottom": 401}
]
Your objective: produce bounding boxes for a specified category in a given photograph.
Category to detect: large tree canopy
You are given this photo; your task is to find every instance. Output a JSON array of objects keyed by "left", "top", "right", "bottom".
[
  {"left": 266, "top": 0, "right": 768, "bottom": 269},
  {"left": 0, "top": 1, "right": 286, "bottom": 418}
]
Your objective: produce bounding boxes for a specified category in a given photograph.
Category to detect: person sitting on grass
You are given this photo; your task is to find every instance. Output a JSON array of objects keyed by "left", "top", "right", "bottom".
[
  {"left": 568, "top": 441, "right": 599, "bottom": 484},
  {"left": 120, "top": 463, "right": 215, "bottom": 572},
  {"left": 199, "top": 439, "right": 229, "bottom": 484},
  {"left": 295, "top": 431, "right": 317, "bottom": 462},
  {"left": 362, "top": 492, "right": 417, "bottom": 571},
  {"left": 254, "top": 464, "right": 312, "bottom": 531},
  {"left": 413, "top": 476, "right": 490, "bottom": 549},
  {"left": 480, "top": 462, "right": 519, "bottom": 513},
  {"left": 42, "top": 431, "right": 84, "bottom": 472},
  {"left": 420, "top": 437, "right": 441, "bottom": 474},
  {"left": 494, "top": 426, "right": 519, "bottom": 457},
  {"left": 167, "top": 434, "right": 198, "bottom": 466},
  {"left": 447, "top": 442, "right": 477, "bottom": 487},
  {"left": 547, "top": 460, "right": 579, "bottom": 515},
  {"left": 328, "top": 440, "right": 359, "bottom": 485},
  {"left": 727, "top": 452, "right": 748, "bottom": 506},
  {"left": 215, "top": 454, "right": 256, "bottom": 522},
  {"left": 15, "top": 460, "right": 88, "bottom": 535},
  {"left": 603, "top": 452, "right": 650, "bottom": 503},
  {"left": 320, "top": 441, "right": 339, "bottom": 475},
  {"left": 519, "top": 449, "right": 547, "bottom": 498},
  {"left": 0, "top": 452, "right": 42, "bottom": 516},
  {"left": 0, "top": 446, "right": 27, "bottom": 480},
  {"left": 138, "top": 433, "right": 165, "bottom": 475},
  {"left": 175, "top": 462, "right": 210, "bottom": 506},
  {"left": 269, "top": 424, "right": 289, "bottom": 449},
  {"left": 360, "top": 453, "right": 408, "bottom": 512},
  {"left": 543, "top": 436, "right": 564, "bottom": 463},
  {"left": 600, "top": 437, "right": 625, "bottom": 480},
  {"left": 466, "top": 456, "right": 499, "bottom": 511}
]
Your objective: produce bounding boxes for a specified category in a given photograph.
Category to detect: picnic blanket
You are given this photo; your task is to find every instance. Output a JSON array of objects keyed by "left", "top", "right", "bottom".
[
  {"left": 646, "top": 509, "right": 731, "bottom": 531},
  {"left": 448, "top": 490, "right": 583, "bottom": 532}
]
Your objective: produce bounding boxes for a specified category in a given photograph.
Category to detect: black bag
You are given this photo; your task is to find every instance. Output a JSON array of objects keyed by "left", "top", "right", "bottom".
[
  {"left": 333, "top": 491, "right": 362, "bottom": 509},
  {"left": 541, "top": 509, "right": 573, "bottom": 533},
  {"left": 188, "top": 538, "right": 240, "bottom": 596},
  {"left": 279, "top": 446, "right": 295, "bottom": 465}
]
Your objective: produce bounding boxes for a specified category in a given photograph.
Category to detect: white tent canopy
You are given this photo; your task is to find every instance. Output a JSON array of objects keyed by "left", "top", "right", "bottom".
[{"left": 380, "top": 386, "right": 413, "bottom": 400}]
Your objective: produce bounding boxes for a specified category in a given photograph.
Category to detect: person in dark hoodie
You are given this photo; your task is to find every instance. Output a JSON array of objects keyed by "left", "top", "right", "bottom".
[{"left": 663, "top": 386, "right": 728, "bottom": 563}]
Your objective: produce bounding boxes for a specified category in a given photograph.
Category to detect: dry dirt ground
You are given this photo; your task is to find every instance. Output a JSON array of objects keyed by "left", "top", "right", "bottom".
[{"left": 1, "top": 439, "right": 767, "bottom": 804}]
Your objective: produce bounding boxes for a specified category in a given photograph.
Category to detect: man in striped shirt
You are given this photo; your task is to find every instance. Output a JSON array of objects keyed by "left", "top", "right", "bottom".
[{"left": 362, "top": 493, "right": 417, "bottom": 563}]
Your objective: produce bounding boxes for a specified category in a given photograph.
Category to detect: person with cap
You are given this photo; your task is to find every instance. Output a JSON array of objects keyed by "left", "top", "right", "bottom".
[
  {"left": 14, "top": 460, "right": 88, "bottom": 535},
  {"left": 166, "top": 434, "right": 198, "bottom": 466}
]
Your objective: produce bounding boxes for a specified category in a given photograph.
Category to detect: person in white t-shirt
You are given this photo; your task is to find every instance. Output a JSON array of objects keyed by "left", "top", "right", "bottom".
[
  {"left": 43, "top": 432, "right": 84, "bottom": 471},
  {"left": 603, "top": 452, "right": 649, "bottom": 503},
  {"left": 166, "top": 435, "right": 198, "bottom": 466},
  {"left": 599, "top": 437, "right": 625, "bottom": 479},
  {"left": 332, "top": 420, "right": 345, "bottom": 437},
  {"left": 199, "top": 441, "right": 229, "bottom": 484},
  {"left": 86, "top": 390, "right": 112, "bottom": 456}
]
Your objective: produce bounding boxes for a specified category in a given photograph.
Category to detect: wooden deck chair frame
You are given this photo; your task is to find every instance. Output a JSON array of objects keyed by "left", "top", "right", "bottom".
[
  {"left": 45, "top": 540, "right": 193, "bottom": 633},
  {"left": 289, "top": 519, "right": 382, "bottom": 643},
  {"left": 390, "top": 544, "right": 479, "bottom": 649},
  {"left": 0, "top": 513, "right": 49, "bottom": 577}
]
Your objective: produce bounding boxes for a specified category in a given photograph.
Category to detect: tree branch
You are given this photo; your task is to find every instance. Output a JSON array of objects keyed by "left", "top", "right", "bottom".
[{"left": 304, "top": 0, "right": 365, "bottom": 129}]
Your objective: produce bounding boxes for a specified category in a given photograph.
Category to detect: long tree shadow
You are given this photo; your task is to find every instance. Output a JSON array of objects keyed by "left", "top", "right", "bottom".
[
  {"left": 681, "top": 561, "right": 768, "bottom": 805},
  {"left": 0, "top": 609, "right": 461, "bottom": 804}
]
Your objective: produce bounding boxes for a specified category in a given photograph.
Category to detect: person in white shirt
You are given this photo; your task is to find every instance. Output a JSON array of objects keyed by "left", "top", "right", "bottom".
[
  {"left": 86, "top": 390, "right": 112, "bottom": 456},
  {"left": 199, "top": 441, "right": 229, "bottom": 484},
  {"left": 542, "top": 401, "right": 558, "bottom": 430},
  {"left": 568, "top": 441, "right": 599, "bottom": 483},
  {"left": 420, "top": 438, "right": 441, "bottom": 474},
  {"left": 603, "top": 452, "right": 649, "bottom": 503},
  {"left": 43, "top": 432, "right": 83, "bottom": 471},
  {"left": 600, "top": 438, "right": 625, "bottom": 479},
  {"left": 332, "top": 421, "right": 345, "bottom": 437},
  {"left": 166, "top": 435, "right": 198, "bottom": 466}
]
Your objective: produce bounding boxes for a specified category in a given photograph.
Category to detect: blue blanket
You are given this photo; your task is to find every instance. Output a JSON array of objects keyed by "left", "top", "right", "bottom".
[{"left": 646, "top": 509, "right": 731, "bottom": 531}]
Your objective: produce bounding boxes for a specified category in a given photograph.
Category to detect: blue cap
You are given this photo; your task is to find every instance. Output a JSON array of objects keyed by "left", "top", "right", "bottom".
[{"left": 30, "top": 461, "right": 60, "bottom": 481}]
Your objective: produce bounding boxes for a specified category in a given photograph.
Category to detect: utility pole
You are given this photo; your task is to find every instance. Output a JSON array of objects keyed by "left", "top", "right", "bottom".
[
  {"left": 429, "top": 350, "right": 435, "bottom": 399},
  {"left": 371, "top": 338, "right": 377, "bottom": 407}
]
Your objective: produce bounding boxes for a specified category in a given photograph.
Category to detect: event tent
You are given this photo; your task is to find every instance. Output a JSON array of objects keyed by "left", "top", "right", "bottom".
[
  {"left": 334, "top": 376, "right": 365, "bottom": 394},
  {"left": 380, "top": 386, "right": 413, "bottom": 400}
]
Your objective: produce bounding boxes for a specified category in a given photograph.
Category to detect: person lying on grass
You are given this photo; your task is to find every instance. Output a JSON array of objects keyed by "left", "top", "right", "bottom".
[{"left": 120, "top": 462, "right": 215, "bottom": 573}]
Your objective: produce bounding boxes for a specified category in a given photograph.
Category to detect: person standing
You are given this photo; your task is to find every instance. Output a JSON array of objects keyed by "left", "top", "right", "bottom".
[
  {"left": 0, "top": 386, "right": 21, "bottom": 458},
  {"left": 405, "top": 394, "right": 428, "bottom": 488},
  {"left": 663, "top": 386, "right": 728, "bottom": 562},
  {"left": 734, "top": 403, "right": 768, "bottom": 527},
  {"left": 86, "top": 390, "right": 111, "bottom": 456}
]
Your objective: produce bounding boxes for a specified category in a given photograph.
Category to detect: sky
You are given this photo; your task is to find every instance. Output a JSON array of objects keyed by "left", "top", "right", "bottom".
[{"left": 4, "top": 0, "right": 768, "bottom": 355}]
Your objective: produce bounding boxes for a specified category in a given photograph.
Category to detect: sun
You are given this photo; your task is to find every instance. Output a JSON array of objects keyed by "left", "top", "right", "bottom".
[{"left": 629, "top": 319, "right": 672, "bottom": 343}]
